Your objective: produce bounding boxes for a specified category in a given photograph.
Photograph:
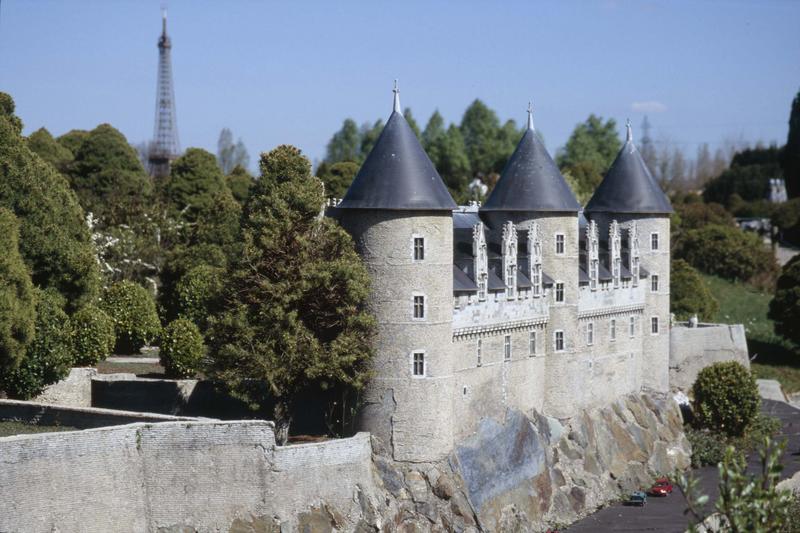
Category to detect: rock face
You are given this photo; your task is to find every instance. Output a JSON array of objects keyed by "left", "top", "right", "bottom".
[
  {"left": 670, "top": 323, "right": 749, "bottom": 392},
  {"left": 361, "top": 392, "right": 690, "bottom": 532}
]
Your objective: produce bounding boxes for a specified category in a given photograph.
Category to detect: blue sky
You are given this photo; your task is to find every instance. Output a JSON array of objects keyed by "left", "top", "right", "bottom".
[{"left": 1, "top": 0, "right": 798, "bottom": 169}]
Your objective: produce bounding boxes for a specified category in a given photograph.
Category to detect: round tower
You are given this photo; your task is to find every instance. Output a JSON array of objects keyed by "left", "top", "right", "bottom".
[
  {"left": 480, "top": 104, "right": 582, "bottom": 419},
  {"left": 585, "top": 120, "right": 673, "bottom": 392},
  {"left": 335, "top": 85, "right": 457, "bottom": 462}
]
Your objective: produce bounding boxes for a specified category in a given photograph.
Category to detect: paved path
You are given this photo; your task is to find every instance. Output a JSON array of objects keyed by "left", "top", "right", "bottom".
[{"left": 566, "top": 400, "right": 800, "bottom": 532}]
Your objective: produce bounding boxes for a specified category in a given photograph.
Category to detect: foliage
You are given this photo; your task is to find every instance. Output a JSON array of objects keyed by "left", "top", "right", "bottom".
[
  {"left": 679, "top": 224, "right": 777, "bottom": 283},
  {"left": 424, "top": 118, "right": 472, "bottom": 202},
  {"left": 671, "top": 259, "right": 719, "bottom": 321},
  {"left": 101, "top": 281, "right": 161, "bottom": 354},
  {"left": 685, "top": 413, "right": 781, "bottom": 467},
  {"left": 26, "top": 127, "right": 73, "bottom": 172},
  {"left": 56, "top": 129, "right": 89, "bottom": 155},
  {"left": 158, "top": 243, "right": 228, "bottom": 324},
  {"left": 1, "top": 289, "right": 73, "bottom": 400},
  {"left": 226, "top": 164, "right": 255, "bottom": 204},
  {"left": 692, "top": 361, "right": 760, "bottom": 437},
  {"left": 317, "top": 161, "right": 358, "bottom": 199},
  {"left": 325, "top": 118, "right": 361, "bottom": 164},
  {"left": 164, "top": 148, "right": 230, "bottom": 220},
  {"left": 0, "top": 93, "right": 99, "bottom": 310},
  {"left": 556, "top": 114, "right": 621, "bottom": 199},
  {"left": 675, "top": 202, "right": 735, "bottom": 230},
  {"left": 403, "top": 107, "right": 421, "bottom": 138},
  {"left": 65, "top": 123, "right": 153, "bottom": 225},
  {"left": 159, "top": 318, "right": 205, "bottom": 378},
  {"left": 0, "top": 209, "right": 36, "bottom": 370},
  {"left": 783, "top": 89, "right": 800, "bottom": 199},
  {"left": 359, "top": 119, "right": 384, "bottom": 160},
  {"left": 769, "top": 255, "right": 800, "bottom": 345},
  {"left": 460, "top": 99, "right": 510, "bottom": 177},
  {"left": 216, "top": 128, "right": 250, "bottom": 174},
  {"left": 70, "top": 304, "right": 116, "bottom": 366},
  {"left": 207, "top": 145, "right": 375, "bottom": 443},
  {"left": 679, "top": 437, "right": 793, "bottom": 533},
  {"left": 704, "top": 146, "right": 783, "bottom": 205},
  {"left": 174, "top": 264, "right": 224, "bottom": 330}
]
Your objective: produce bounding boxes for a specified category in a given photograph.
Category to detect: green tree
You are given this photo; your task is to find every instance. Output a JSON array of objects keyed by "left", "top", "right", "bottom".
[
  {"left": 164, "top": 148, "right": 229, "bottom": 220},
  {"left": 359, "top": 119, "right": 384, "bottom": 160},
  {"left": 769, "top": 255, "right": 800, "bottom": 345},
  {"left": 703, "top": 146, "right": 783, "bottom": 205},
  {"left": 460, "top": 99, "right": 503, "bottom": 177},
  {"left": 781, "top": 89, "right": 800, "bottom": 199},
  {"left": 102, "top": 281, "right": 161, "bottom": 354},
  {"left": 318, "top": 161, "right": 358, "bottom": 199},
  {"left": 208, "top": 145, "right": 375, "bottom": 443},
  {"left": 556, "top": 114, "right": 622, "bottom": 199},
  {"left": 403, "top": 107, "right": 421, "bottom": 139},
  {"left": 422, "top": 110, "right": 446, "bottom": 148},
  {"left": 692, "top": 361, "right": 760, "bottom": 437},
  {"left": 0, "top": 209, "right": 36, "bottom": 370},
  {"left": 428, "top": 125, "right": 471, "bottom": 202},
  {"left": 1, "top": 288, "right": 73, "bottom": 400},
  {"left": 26, "top": 127, "right": 73, "bottom": 172},
  {"left": 676, "top": 202, "right": 736, "bottom": 230},
  {"left": 70, "top": 304, "right": 116, "bottom": 366},
  {"left": 56, "top": 129, "right": 89, "bottom": 155},
  {"left": 679, "top": 224, "right": 777, "bottom": 282},
  {"left": 216, "top": 128, "right": 250, "bottom": 174},
  {"left": 226, "top": 164, "right": 255, "bottom": 204},
  {"left": 325, "top": 118, "right": 361, "bottom": 163},
  {"left": 174, "top": 264, "right": 224, "bottom": 330},
  {"left": 160, "top": 318, "right": 206, "bottom": 378},
  {"left": 0, "top": 93, "right": 99, "bottom": 310},
  {"left": 671, "top": 259, "right": 719, "bottom": 321},
  {"left": 66, "top": 123, "right": 153, "bottom": 225}
]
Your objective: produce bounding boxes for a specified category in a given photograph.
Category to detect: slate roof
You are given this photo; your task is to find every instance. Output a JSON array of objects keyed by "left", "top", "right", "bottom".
[
  {"left": 338, "top": 109, "right": 456, "bottom": 211},
  {"left": 481, "top": 123, "right": 580, "bottom": 213},
  {"left": 454, "top": 266, "right": 478, "bottom": 293},
  {"left": 585, "top": 124, "right": 673, "bottom": 215}
]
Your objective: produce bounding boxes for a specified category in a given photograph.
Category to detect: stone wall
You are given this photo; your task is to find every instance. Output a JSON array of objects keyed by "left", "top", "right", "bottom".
[
  {"left": 34, "top": 367, "right": 96, "bottom": 407},
  {"left": 670, "top": 323, "right": 750, "bottom": 392}
]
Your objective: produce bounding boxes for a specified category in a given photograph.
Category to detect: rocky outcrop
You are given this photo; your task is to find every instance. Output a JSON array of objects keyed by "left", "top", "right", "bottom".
[{"left": 359, "top": 392, "right": 691, "bottom": 532}]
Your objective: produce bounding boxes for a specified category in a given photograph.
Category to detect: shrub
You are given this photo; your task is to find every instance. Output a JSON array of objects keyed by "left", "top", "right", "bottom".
[
  {"left": 0, "top": 208, "right": 36, "bottom": 370},
  {"left": 692, "top": 361, "right": 760, "bottom": 437},
  {"left": 102, "top": 281, "right": 161, "bottom": 354},
  {"left": 769, "top": 255, "right": 800, "bottom": 346},
  {"left": 675, "top": 202, "right": 735, "bottom": 230},
  {"left": 174, "top": 264, "right": 224, "bottom": 330},
  {"left": 159, "top": 318, "right": 205, "bottom": 378},
  {"left": 686, "top": 413, "right": 781, "bottom": 467},
  {"left": 70, "top": 304, "right": 116, "bottom": 366},
  {"left": 1, "top": 289, "right": 73, "bottom": 399},
  {"left": 671, "top": 259, "right": 719, "bottom": 321},
  {"left": 680, "top": 224, "right": 778, "bottom": 283}
]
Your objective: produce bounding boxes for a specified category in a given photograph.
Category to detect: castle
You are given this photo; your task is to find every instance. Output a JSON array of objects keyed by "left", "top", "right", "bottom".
[{"left": 331, "top": 87, "right": 673, "bottom": 463}]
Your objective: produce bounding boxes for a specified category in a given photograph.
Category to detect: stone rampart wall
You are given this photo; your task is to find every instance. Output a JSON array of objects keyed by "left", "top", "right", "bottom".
[
  {"left": 0, "top": 420, "right": 375, "bottom": 532},
  {"left": 33, "top": 367, "right": 96, "bottom": 407},
  {"left": 669, "top": 323, "right": 750, "bottom": 392}
]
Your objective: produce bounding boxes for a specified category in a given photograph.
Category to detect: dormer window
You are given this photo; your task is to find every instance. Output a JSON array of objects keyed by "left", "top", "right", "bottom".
[{"left": 413, "top": 236, "right": 425, "bottom": 261}]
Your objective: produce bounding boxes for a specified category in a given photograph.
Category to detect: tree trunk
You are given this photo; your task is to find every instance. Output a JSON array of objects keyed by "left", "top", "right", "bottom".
[{"left": 274, "top": 400, "right": 293, "bottom": 445}]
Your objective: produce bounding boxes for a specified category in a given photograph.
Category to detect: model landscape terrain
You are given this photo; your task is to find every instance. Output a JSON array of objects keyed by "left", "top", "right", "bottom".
[{"left": 1, "top": 3, "right": 800, "bottom": 532}]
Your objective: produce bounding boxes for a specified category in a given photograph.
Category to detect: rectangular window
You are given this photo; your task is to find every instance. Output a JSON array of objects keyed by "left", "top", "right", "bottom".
[
  {"left": 651, "top": 232, "right": 659, "bottom": 251},
  {"left": 529, "top": 331, "right": 536, "bottom": 356},
  {"left": 555, "top": 330, "right": 565, "bottom": 352},
  {"left": 610, "top": 318, "right": 617, "bottom": 341},
  {"left": 413, "top": 237, "right": 425, "bottom": 261},
  {"left": 477, "top": 339, "right": 482, "bottom": 367},
  {"left": 629, "top": 316, "right": 636, "bottom": 337},
  {"left": 651, "top": 274, "right": 659, "bottom": 292},
  {"left": 413, "top": 295, "right": 425, "bottom": 319},
  {"left": 412, "top": 351, "right": 425, "bottom": 376},
  {"left": 504, "top": 335, "right": 511, "bottom": 361},
  {"left": 651, "top": 316, "right": 659, "bottom": 335},
  {"left": 555, "top": 233, "right": 565, "bottom": 255},
  {"left": 555, "top": 282, "right": 564, "bottom": 303},
  {"left": 587, "top": 322, "right": 594, "bottom": 345}
]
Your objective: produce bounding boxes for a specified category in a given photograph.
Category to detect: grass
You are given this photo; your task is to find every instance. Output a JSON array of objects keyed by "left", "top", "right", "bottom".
[
  {"left": 0, "top": 420, "right": 77, "bottom": 437},
  {"left": 95, "top": 360, "right": 165, "bottom": 377},
  {"left": 700, "top": 274, "right": 800, "bottom": 393}
]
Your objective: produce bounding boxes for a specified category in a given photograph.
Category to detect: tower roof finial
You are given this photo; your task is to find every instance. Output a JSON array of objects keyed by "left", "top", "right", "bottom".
[
  {"left": 393, "top": 79, "right": 401, "bottom": 114},
  {"left": 527, "top": 101, "right": 534, "bottom": 130},
  {"left": 626, "top": 118, "right": 633, "bottom": 143}
]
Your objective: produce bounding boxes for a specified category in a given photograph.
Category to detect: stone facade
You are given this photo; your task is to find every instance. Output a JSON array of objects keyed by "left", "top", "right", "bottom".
[{"left": 669, "top": 322, "right": 750, "bottom": 392}]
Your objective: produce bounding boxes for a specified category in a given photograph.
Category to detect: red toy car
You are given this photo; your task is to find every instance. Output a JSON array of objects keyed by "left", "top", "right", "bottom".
[{"left": 649, "top": 477, "right": 673, "bottom": 496}]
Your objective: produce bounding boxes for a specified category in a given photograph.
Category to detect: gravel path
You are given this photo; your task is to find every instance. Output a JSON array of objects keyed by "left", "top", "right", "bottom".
[{"left": 566, "top": 399, "right": 800, "bottom": 532}]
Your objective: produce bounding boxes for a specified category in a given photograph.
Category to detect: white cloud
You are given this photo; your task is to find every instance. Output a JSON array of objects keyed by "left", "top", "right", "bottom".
[{"left": 631, "top": 101, "right": 667, "bottom": 113}]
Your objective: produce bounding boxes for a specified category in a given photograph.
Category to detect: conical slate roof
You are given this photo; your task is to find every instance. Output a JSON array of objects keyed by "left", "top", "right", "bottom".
[
  {"left": 481, "top": 108, "right": 580, "bottom": 213},
  {"left": 585, "top": 122, "right": 673, "bottom": 214},
  {"left": 338, "top": 88, "right": 456, "bottom": 211}
]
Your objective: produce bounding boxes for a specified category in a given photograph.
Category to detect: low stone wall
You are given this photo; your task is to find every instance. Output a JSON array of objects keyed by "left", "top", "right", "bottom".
[
  {"left": 670, "top": 322, "right": 750, "bottom": 392},
  {"left": 34, "top": 367, "right": 96, "bottom": 407},
  {"left": 0, "top": 420, "right": 377, "bottom": 532},
  {"left": 0, "top": 399, "right": 198, "bottom": 429}
]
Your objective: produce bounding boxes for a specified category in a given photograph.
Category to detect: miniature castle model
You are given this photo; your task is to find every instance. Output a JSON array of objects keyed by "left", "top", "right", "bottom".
[{"left": 332, "top": 86, "right": 673, "bottom": 462}]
